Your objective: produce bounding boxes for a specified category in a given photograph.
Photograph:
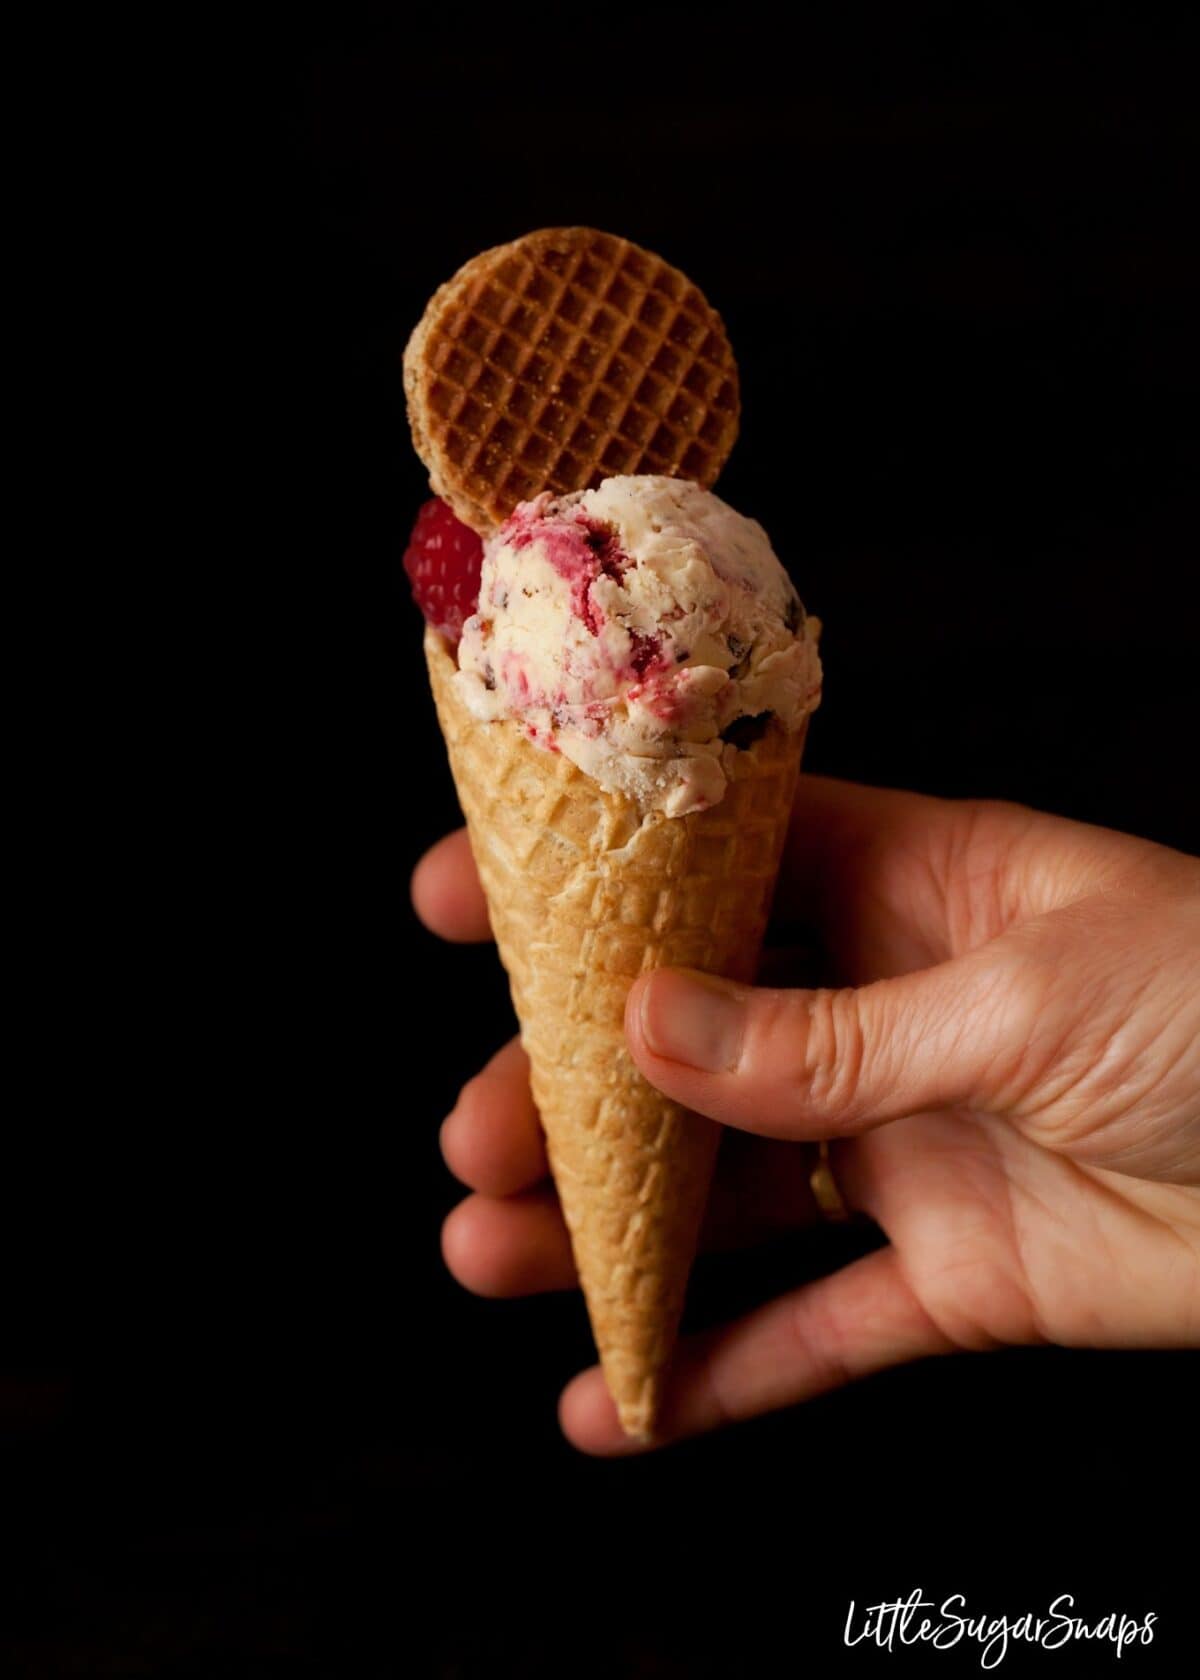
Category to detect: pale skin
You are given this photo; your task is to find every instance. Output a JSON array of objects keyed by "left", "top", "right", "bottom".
[{"left": 412, "top": 778, "right": 1200, "bottom": 1454}]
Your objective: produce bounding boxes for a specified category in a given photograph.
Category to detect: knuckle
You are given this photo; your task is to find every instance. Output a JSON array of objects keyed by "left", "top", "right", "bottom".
[
  {"left": 697, "top": 1342, "right": 740, "bottom": 1429},
  {"left": 787, "top": 986, "right": 867, "bottom": 1124},
  {"left": 789, "top": 1287, "right": 853, "bottom": 1393}
]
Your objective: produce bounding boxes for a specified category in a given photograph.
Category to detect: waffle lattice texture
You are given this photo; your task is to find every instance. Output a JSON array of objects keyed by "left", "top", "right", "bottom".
[
  {"left": 426, "top": 629, "right": 806, "bottom": 1437},
  {"left": 404, "top": 228, "right": 740, "bottom": 534}
]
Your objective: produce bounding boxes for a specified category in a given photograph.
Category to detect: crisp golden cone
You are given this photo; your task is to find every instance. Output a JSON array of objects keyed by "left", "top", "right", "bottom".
[
  {"left": 426, "top": 628, "right": 806, "bottom": 1437},
  {"left": 404, "top": 228, "right": 739, "bottom": 534}
]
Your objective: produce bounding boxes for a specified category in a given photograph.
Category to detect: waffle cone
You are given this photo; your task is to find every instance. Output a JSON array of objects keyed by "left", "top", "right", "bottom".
[{"left": 426, "top": 628, "right": 806, "bottom": 1437}]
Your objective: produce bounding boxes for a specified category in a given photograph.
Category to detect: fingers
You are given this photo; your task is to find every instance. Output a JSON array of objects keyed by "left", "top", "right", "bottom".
[
  {"left": 559, "top": 1245, "right": 953, "bottom": 1455},
  {"left": 442, "top": 1187, "right": 577, "bottom": 1297},
  {"left": 438, "top": 1039, "right": 826, "bottom": 1301},
  {"left": 626, "top": 948, "right": 1034, "bottom": 1141},
  {"left": 441, "top": 1152, "right": 823, "bottom": 1300},
  {"left": 440, "top": 1039, "right": 547, "bottom": 1195},
  {"left": 438, "top": 1037, "right": 572, "bottom": 1298},
  {"left": 442, "top": 1033, "right": 821, "bottom": 1216},
  {"left": 411, "top": 828, "right": 491, "bottom": 942}
]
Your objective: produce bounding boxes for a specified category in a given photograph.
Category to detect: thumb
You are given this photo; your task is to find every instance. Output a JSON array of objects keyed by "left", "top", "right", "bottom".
[{"left": 625, "top": 952, "right": 1035, "bottom": 1140}]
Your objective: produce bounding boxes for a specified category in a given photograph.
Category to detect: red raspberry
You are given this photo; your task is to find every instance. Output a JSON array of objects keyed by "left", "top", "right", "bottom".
[{"left": 402, "top": 499, "right": 484, "bottom": 645}]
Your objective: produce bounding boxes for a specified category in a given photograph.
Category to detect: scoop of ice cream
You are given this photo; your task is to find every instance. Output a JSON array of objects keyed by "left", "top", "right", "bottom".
[{"left": 454, "top": 475, "right": 822, "bottom": 816}]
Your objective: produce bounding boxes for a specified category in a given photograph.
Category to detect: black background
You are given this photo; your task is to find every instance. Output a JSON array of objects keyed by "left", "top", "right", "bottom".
[{"left": 4, "top": 5, "right": 1198, "bottom": 1675}]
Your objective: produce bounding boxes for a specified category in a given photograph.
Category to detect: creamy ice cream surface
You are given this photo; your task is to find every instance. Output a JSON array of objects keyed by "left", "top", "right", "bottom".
[{"left": 454, "top": 475, "right": 822, "bottom": 816}]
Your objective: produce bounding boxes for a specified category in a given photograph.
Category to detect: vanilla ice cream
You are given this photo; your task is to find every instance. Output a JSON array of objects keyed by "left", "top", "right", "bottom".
[{"left": 454, "top": 475, "right": 822, "bottom": 816}]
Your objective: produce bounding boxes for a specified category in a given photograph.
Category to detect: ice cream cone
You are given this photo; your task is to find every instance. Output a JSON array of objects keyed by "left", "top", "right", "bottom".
[
  {"left": 405, "top": 232, "right": 822, "bottom": 1434},
  {"left": 426, "top": 627, "right": 807, "bottom": 1437}
]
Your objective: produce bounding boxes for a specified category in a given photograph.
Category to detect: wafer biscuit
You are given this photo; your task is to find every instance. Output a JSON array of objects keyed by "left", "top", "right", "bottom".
[{"left": 404, "top": 227, "right": 739, "bottom": 533}]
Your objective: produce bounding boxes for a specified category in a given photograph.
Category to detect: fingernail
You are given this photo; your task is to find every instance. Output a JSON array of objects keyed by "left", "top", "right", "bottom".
[{"left": 639, "top": 971, "right": 745, "bottom": 1072}]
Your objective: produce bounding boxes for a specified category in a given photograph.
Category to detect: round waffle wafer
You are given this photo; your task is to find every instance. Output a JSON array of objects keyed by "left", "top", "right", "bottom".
[{"left": 403, "top": 227, "right": 740, "bottom": 533}]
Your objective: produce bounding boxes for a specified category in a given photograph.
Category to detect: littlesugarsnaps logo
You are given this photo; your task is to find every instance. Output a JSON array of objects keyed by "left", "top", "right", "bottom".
[{"left": 843, "top": 1592, "right": 1157, "bottom": 1669}]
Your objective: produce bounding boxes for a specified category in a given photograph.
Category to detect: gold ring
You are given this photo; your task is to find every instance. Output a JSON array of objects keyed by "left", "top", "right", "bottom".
[{"left": 809, "top": 1140, "right": 851, "bottom": 1222}]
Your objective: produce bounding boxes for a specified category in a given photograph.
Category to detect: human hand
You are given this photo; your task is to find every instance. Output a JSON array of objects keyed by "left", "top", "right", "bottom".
[{"left": 413, "top": 778, "right": 1200, "bottom": 1453}]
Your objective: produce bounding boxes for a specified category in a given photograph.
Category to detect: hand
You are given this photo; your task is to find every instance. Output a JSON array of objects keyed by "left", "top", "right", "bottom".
[{"left": 412, "top": 778, "right": 1200, "bottom": 1453}]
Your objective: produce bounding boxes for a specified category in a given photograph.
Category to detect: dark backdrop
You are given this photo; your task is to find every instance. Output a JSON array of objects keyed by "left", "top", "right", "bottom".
[{"left": 5, "top": 6, "right": 1198, "bottom": 1675}]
